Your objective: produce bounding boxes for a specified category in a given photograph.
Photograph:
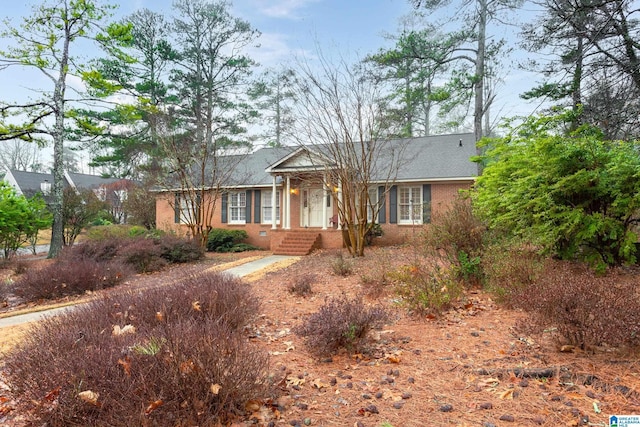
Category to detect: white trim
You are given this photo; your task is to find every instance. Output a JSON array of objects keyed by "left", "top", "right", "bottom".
[
  {"left": 398, "top": 185, "right": 423, "bottom": 225},
  {"left": 271, "top": 176, "right": 277, "bottom": 230},
  {"left": 261, "top": 189, "right": 280, "bottom": 225},
  {"left": 228, "top": 191, "right": 247, "bottom": 224}
]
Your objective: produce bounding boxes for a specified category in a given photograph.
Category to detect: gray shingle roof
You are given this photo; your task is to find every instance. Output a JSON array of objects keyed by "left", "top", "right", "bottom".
[
  {"left": 394, "top": 133, "right": 477, "bottom": 181},
  {"left": 161, "top": 133, "right": 478, "bottom": 190},
  {"left": 66, "top": 172, "right": 123, "bottom": 189},
  {"left": 249, "top": 133, "right": 477, "bottom": 184},
  {"left": 6, "top": 169, "right": 128, "bottom": 200}
]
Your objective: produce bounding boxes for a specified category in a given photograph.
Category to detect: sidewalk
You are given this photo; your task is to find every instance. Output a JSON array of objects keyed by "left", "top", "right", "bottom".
[{"left": 0, "top": 255, "right": 295, "bottom": 329}]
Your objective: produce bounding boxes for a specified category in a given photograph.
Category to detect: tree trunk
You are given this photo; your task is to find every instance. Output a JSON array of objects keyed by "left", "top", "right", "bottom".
[
  {"left": 48, "top": 27, "right": 71, "bottom": 259},
  {"left": 474, "top": 0, "right": 487, "bottom": 144}
]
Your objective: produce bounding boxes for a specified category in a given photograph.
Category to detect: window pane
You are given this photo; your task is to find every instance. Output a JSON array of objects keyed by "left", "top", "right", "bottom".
[{"left": 261, "top": 190, "right": 280, "bottom": 223}]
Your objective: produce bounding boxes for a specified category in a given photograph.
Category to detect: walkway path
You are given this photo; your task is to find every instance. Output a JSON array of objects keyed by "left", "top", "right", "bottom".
[{"left": 0, "top": 255, "right": 295, "bottom": 329}]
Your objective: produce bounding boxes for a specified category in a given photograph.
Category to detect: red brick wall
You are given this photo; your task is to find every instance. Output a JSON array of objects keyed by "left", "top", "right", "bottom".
[{"left": 156, "top": 180, "right": 473, "bottom": 250}]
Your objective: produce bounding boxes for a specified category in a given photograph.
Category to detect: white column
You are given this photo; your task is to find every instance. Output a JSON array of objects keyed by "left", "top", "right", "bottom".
[
  {"left": 285, "top": 176, "right": 291, "bottom": 230},
  {"left": 337, "top": 179, "right": 343, "bottom": 230},
  {"left": 271, "top": 176, "right": 277, "bottom": 230},
  {"left": 322, "top": 173, "right": 328, "bottom": 230}
]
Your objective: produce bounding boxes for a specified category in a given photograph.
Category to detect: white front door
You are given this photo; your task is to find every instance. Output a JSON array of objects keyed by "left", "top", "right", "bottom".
[{"left": 302, "top": 188, "right": 328, "bottom": 227}]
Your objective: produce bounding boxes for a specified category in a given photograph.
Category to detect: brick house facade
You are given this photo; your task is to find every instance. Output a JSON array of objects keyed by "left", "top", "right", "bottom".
[{"left": 156, "top": 133, "right": 478, "bottom": 252}]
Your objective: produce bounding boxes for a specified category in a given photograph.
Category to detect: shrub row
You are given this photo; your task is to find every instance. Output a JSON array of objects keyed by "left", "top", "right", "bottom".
[
  {"left": 11, "top": 235, "right": 203, "bottom": 302},
  {"left": 3, "top": 272, "right": 272, "bottom": 426},
  {"left": 206, "top": 229, "right": 259, "bottom": 252}
]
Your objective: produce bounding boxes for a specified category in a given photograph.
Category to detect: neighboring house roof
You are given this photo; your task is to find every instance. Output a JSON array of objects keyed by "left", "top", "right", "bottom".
[
  {"left": 4, "top": 170, "right": 58, "bottom": 199},
  {"left": 3, "top": 169, "right": 128, "bottom": 201},
  {"left": 66, "top": 171, "right": 123, "bottom": 190}
]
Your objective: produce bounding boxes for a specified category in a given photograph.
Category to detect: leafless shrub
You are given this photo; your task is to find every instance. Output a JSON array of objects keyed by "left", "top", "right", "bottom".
[
  {"left": 419, "top": 196, "right": 486, "bottom": 287},
  {"left": 288, "top": 273, "right": 315, "bottom": 297},
  {"left": 12, "top": 258, "right": 133, "bottom": 300},
  {"left": 331, "top": 251, "right": 353, "bottom": 276},
  {"left": 482, "top": 238, "right": 544, "bottom": 304},
  {"left": 2, "top": 271, "right": 272, "bottom": 426},
  {"left": 513, "top": 260, "right": 640, "bottom": 350},
  {"left": 294, "top": 295, "right": 388, "bottom": 356}
]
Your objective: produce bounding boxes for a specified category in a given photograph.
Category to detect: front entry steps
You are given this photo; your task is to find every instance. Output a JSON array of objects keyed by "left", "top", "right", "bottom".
[{"left": 273, "top": 231, "right": 321, "bottom": 256}]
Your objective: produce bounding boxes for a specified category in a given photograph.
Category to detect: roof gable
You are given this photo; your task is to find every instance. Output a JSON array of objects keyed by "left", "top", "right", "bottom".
[{"left": 265, "top": 147, "right": 333, "bottom": 173}]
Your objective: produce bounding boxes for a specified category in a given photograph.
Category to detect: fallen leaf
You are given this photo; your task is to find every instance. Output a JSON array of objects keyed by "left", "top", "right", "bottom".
[
  {"left": 387, "top": 355, "right": 401, "bottom": 364},
  {"left": 179, "top": 360, "right": 196, "bottom": 375},
  {"left": 112, "top": 324, "right": 136, "bottom": 336},
  {"left": 312, "top": 378, "right": 330, "bottom": 389},
  {"left": 479, "top": 377, "right": 500, "bottom": 388},
  {"left": 192, "top": 301, "right": 201, "bottom": 311},
  {"left": 560, "top": 345, "right": 575, "bottom": 353},
  {"left": 78, "top": 390, "right": 100, "bottom": 407},
  {"left": 498, "top": 389, "right": 514, "bottom": 400},
  {"left": 145, "top": 399, "right": 163, "bottom": 415},
  {"left": 286, "top": 376, "right": 305, "bottom": 387},
  {"left": 118, "top": 356, "right": 132, "bottom": 376},
  {"left": 382, "top": 390, "right": 403, "bottom": 402},
  {"left": 44, "top": 387, "right": 61, "bottom": 402},
  {"left": 245, "top": 399, "right": 261, "bottom": 412},
  {"left": 210, "top": 383, "right": 221, "bottom": 395},
  {"left": 593, "top": 401, "right": 601, "bottom": 414}
]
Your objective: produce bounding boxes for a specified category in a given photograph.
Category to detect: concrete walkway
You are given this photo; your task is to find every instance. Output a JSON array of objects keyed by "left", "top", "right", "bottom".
[{"left": 0, "top": 255, "right": 295, "bottom": 329}]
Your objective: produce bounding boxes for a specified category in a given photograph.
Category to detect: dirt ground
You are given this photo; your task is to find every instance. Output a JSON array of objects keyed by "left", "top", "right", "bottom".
[{"left": 2, "top": 247, "right": 640, "bottom": 426}]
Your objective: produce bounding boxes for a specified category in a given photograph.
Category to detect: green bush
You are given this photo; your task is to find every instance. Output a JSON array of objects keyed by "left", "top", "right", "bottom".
[
  {"left": 392, "top": 262, "right": 464, "bottom": 316},
  {"left": 474, "top": 112, "right": 640, "bottom": 268},
  {"left": 0, "top": 182, "right": 50, "bottom": 258},
  {"left": 86, "top": 224, "right": 137, "bottom": 241},
  {"left": 158, "top": 235, "right": 204, "bottom": 263},
  {"left": 206, "top": 229, "right": 249, "bottom": 252}
]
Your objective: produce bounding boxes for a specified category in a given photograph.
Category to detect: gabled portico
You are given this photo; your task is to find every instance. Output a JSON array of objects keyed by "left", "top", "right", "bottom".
[{"left": 265, "top": 146, "right": 341, "bottom": 232}]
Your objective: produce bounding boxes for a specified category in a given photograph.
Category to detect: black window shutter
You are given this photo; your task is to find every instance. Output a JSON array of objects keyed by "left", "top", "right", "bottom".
[
  {"left": 378, "top": 186, "right": 386, "bottom": 224},
  {"left": 389, "top": 185, "right": 397, "bottom": 224},
  {"left": 245, "top": 190, "right": 252, "bottom": 223},
  {"left": 423, "top": 184, "right": 432, "bottom": 224},
  {"left": 221, "top": 193, "right": 228, "bottom": 223},
  {"left": 195, "top": 193, "right": 201, "bottom": 223},
  {"left": 254, "top": 190, "right": 261, "bottom": 223},
  {"left": 174, "top": 193, "right": 180, "bottom": 223}
]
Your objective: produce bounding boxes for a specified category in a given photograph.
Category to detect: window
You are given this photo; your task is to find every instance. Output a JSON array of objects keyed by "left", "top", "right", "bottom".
[
  {"left": 94, "top": 186, "right": 107, "bottom": 201},
  {"left": 261, "top": 190, "right": 280, "bottom": 224},
  {"left": 176, "top": 194, "right": 194, "bottom": 224},
  {"left": 229, "top": 191, "right": 246, "bottom": 224},
  {"left": 398, "top": 186, "right": 422, "bottom": 224}
]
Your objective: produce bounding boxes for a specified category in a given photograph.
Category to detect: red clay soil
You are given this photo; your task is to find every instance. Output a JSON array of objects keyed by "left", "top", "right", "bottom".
[{"left": 2, "top": 247, "right": 640, "bottom": 427}]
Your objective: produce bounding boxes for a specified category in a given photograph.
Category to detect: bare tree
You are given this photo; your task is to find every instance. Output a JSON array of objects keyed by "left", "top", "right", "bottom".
[
  {"left": 291, "top": 53, "right": 410, "bottom": 257},
  {"left": 0, "top": 139, "right": 44, "bottom": 172}
]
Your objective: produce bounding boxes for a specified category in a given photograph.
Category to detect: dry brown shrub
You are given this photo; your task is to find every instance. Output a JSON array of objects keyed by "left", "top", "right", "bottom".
[
  {"left": 294, "top": 295, "right": 388, "bottom": 356},
  {"left": 512, "top": 260, "right": 640, "bottom": 350},
  {"left": 2, "top": 271, "right": 272, "bottom": 426}
]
